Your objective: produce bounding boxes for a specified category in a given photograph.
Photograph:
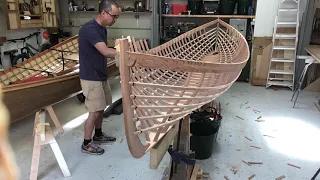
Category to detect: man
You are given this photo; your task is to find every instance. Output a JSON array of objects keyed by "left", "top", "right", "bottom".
[{"left": 78, "top": 0, "right": 120, "bottom": 155}]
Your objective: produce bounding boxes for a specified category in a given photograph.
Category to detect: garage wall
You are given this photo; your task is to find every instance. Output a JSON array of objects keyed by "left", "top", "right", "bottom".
[
  {"left": 254, "top": 0, "right": 308, "bottom": 37},
  {"left": 58, "top": 0, "right": 153, "bottom": 41},
  {"left": 0, "top": 1, "right": 43, "bottom": 69}
]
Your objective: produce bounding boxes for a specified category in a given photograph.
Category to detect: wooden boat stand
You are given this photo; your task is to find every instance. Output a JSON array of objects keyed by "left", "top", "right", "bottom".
[
  {"left": 30, "top": 105, "right": 71, "bottom": 180},
  {"left": 150, "top": 113, "right": 204, "bottom": 180}
]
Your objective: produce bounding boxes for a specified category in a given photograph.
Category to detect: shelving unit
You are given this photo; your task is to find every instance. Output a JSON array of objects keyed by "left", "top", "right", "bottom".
[
  {"left": 156, "top": 0, "right": 256, "bottom": 81},
  {"left": 162, "top": 14, "right": 255, "bottom": 18},
  {"left": 4, "top": 0, "right": 58, "bottom": 30}
]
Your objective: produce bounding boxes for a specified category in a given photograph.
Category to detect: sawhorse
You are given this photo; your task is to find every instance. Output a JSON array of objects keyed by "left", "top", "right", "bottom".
[{"left": 30, "top": 105, "right": 71, "bottom": 180}]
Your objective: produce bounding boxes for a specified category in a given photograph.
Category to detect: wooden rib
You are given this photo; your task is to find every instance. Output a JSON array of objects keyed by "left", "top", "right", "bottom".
[{"left": 119, "top": 18, "right": 249, "bottom": 158}]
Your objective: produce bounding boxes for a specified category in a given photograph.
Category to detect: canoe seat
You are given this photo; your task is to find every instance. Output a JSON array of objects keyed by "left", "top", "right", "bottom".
[{"left": 4, "top": 49, "right": 18, "bottom": 56}]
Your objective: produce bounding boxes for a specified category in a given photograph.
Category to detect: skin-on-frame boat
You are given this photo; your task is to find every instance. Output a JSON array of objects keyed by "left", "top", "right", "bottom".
[
  {"left": 116, "top": 19, "right": 250, "bottom": 158},
  {"left": 0, "top": 35, "right": 119, "bottom": 123}
]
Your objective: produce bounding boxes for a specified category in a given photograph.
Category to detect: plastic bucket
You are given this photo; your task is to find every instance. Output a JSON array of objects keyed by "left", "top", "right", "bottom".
[{"left": 190, "top": 113, "right": 221, "bottom": 160}]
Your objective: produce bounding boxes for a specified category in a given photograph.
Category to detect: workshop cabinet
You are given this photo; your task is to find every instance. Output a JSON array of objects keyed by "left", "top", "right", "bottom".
[{"left": 4, "top": 0, "right": 57, "bottom": 30}]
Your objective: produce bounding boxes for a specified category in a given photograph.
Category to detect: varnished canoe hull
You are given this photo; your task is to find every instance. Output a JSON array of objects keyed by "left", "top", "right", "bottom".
[
  {"left": 2, "top": 62, "right": 119, "bottom": 123},
  {"left": 3, "top": 74, "right": 81, "bottom": 123}
]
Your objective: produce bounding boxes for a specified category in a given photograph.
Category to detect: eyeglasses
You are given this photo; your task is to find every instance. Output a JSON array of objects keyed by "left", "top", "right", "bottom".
[{"left": 104, "top": 10, "right": 119, "bottom": 19}]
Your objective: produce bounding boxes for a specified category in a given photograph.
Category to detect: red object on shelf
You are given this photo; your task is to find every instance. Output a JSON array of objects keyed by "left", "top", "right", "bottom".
[{"left": 172, "top": 4, "right": 188, "bottom": 15}]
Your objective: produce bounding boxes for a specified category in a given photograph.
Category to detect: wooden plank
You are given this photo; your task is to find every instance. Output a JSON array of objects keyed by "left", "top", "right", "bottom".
[
  {"left": 39, "top": 110, "right": 46, "bottom": 142},
  {"left": 170, "top": 116, "right": 194, "bottom": 180},
  {"left": 250, "top": 37, "right": 272, "bottom": 86},
  {"left": 150, "top": 124, "right": 179, "bottom": 169},
  {"left": 46, "top": 105, "right": 64, "bottom": 135},
  {"left": 190, "top": 164, "right": 200, "bottom": 180},
  {"left": 304, "top": 78, "right": 320, "bottom": 92},
  {"left": 162, "top": 14, "right": 255, "bottom": 18}
]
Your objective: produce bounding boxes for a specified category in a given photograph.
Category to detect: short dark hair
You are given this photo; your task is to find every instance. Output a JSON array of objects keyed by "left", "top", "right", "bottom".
[{"left": 99, "top": 0, "right": 119, "bottom": 13}]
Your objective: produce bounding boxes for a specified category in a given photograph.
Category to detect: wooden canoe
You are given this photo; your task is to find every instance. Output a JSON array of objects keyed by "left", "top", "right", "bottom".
[
  {"left": 117, "top": 19, "right": 250, "bottom": 158},
  {"left": 0, "top": 35, "right": 119, "bottom": 123}
]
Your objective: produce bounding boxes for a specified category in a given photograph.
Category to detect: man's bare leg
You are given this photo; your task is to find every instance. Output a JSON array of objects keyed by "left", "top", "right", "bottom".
[
  {"left": 82, "top": 112, "right": 105, "bottom": 155},
  {"left": 84, "top": 112, "right": 101, "bottom": 140},
  {"left": 92, "top": 110, "right": 116, "bottom": 143}
]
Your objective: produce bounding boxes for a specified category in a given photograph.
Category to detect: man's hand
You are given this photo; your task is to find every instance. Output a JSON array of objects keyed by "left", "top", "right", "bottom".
[{"left": 94, "top": 42, "right": 116, "bottom": 58}]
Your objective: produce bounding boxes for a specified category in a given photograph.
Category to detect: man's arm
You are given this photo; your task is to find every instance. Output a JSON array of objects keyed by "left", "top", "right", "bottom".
[{"left": 94, "top": 42, "right": 116, "bottom": 58}]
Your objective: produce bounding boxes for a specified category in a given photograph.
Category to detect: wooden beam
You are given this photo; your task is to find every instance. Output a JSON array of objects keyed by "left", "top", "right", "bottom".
[
  {"left": 150, "top": 124, "right": 179, "bottom": 169},
  {"left": 169, "top": 115, "right": 194, "bottom": 180}
]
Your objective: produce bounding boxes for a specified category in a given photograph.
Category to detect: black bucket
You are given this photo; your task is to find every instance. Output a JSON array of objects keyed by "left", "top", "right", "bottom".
[{"left": 190, "top": 110, "right": 221, "bottom": 160}]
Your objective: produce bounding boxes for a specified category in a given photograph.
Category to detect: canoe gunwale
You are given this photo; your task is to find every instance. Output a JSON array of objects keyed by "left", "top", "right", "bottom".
[
  {"left": 126, "top": 52, "right": 248, "bottom": 73},
  {"left": 2, "top": 73, "right": 79, "bottom": 93}
]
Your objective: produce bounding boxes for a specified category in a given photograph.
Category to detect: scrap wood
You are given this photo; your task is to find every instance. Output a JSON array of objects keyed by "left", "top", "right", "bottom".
[
  {"left": 224, "top": 176, "right": 230, "bottom": 180},
  {"left": 287, "top": 163, "right": 301, "bottom": 169},
  {"left": 230, "top": 166, "right": 239, "bottom": 174},
  {"left": 257, "top": 116, "right": 262, "bottom": 119},
  {"left": 120, "top": 138, "right": 124, "bottom": 143},
  {"left": 248, "top": 161, "right": 263, "bottom": 165},
  {"left": 263, "top": 135, "right": 275, "bottom": 138},
  {"left": 255, "top": 120, "right": 265, "bottom": 122},
  {"left": 248, "top": 174, "right": 256, "bottom": 180},
  {"left": 314, "top": 102, "right": 320, "bottom": 112},
  {"left": 250, "top": 145, "right": 261, "bottom": 149},
  {"left": 202, "top": 172, "right": 210, "bottom": 178},
  {"left": 253, "top": 109, "right": 261, "bottom": 113},
  {"left": 245, "top": 136, "right": 252, "bottom": 141},
  {"left": 236, "top": 116, "right": 244, "bottom": 120},
  {"left": 246, "top": 106, "right": 250, "bottom": 109},
  {"left": 242, "top": 160, "right": 251, "bottom": 166},
  {"left": 275, "top": 175, "right": 286, "bottom": 180}
]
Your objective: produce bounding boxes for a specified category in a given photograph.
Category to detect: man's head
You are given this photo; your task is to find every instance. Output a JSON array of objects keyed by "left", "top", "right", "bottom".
[{"left": 98, "top": 0, "right": 120, "bottom": 26}]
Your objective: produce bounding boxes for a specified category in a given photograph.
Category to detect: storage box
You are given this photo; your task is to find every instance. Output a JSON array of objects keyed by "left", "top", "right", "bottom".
[{"left": 172, "top": 4, "right": 188, "bottom": 14}]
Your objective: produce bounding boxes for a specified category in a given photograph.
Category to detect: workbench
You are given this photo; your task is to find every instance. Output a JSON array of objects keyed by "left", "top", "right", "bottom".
[{"left": 303, "top": 45, "right": 320, "bottom": 110}]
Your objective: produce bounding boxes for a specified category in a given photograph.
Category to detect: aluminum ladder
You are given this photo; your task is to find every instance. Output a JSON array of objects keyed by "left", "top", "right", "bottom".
[{"left": 266, "top": 0, "right": 300, "bottom": 90}]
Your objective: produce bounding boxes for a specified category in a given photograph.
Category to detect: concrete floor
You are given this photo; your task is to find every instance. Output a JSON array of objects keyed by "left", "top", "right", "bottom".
[{"left": 8, "top": 80, "right": 320, "bottom": 180}]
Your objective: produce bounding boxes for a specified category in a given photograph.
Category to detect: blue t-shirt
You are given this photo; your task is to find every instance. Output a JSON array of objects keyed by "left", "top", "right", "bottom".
[{"left": 78, "top": 19, "right": 108, "bottom": 81}]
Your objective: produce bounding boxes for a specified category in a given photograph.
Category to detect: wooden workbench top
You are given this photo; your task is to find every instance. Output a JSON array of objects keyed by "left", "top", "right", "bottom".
[{"left": 305, "top": 45, "right": 320, "bottom": 63}]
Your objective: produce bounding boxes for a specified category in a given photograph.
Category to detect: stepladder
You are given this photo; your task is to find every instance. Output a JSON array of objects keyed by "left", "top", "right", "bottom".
[
  {"left": 30, "top": 105, "right": 71, "bottom": 180},
  {"left": 266, "top": 0, "right": 301, "bottom": 90}
]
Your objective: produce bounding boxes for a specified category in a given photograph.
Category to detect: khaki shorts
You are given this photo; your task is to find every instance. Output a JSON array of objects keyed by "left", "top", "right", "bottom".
[{"left": 80, "top": 79, "right": 112, "bottom": 112}]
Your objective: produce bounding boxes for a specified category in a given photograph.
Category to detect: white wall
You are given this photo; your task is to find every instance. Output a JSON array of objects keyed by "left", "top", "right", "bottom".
[{"left": 254, "top": 0, "right": 308, "bottom": 37}]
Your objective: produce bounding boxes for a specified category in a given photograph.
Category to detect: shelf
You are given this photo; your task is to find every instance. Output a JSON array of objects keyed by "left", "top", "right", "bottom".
[
  {"left": 69, "top": 11, "right": 152, "bottom": 14},
  {"left": 162, "top": 14, "right": 255, "bottom": 19}
]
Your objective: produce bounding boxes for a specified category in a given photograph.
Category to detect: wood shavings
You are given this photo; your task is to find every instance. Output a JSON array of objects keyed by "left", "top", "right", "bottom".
[
  {"left": 120, "top": 138, "right": 124, "bottom": 143},
  {"left": 236, "top": 116, "right": 244, "bottom": 120},
  {"left": 248, "top": 161, "right": 263, "bottom": 165},
  {"left": 257, "top": 116, "right": 262, "bottom": 119},
  {"left": 248, "top": 174, "right": 255, "bottom": 179},
  {"left": 263, "top": 135, "right": 275, "bottom": 138},
  {"left": 224, "top": 176, "right": 230, "bottom": 180},
  {"left": 255, "top": 120, "right": 265, "bottom": 122},
  {"left": 230, "top": 166, "right": 239, "bottom": 174},
  {"left": 287, "top": 163, "right": 301, "bottom": 169},
  {"left": 250, "top": 145, "right": 261, "bottom": 149},
  {"left": 242, "top": 160, "right": 251, "bottom": 166},
  {"left": 253, "top": 109, "right": 261, "bottom": 113},
  {"left": 275, "top": 175, "right": 286, "bottom": 180},
  {"left": 245, "top": 136, "right": 252, "bottom": 141}
]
